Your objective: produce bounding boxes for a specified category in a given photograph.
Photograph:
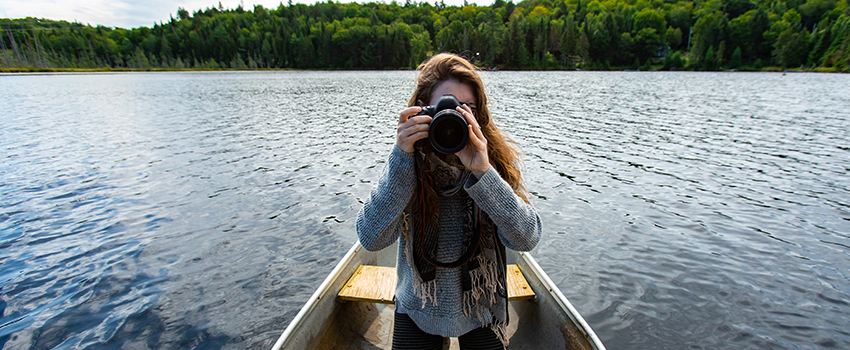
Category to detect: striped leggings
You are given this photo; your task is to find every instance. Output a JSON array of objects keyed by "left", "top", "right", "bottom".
[{"left": 391, "top": 312, "right": 505, "bottom": 350}]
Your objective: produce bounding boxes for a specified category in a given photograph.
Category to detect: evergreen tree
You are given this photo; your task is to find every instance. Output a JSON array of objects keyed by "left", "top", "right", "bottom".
[
  {"left": 729, "top": 46, "right": 742, "bottom": 68},
  {"left": 1, "top": 0, "right": 846, "bottom": 71},
  {"left": 703, "top": 45, "right": 717, "bottom": 70}
]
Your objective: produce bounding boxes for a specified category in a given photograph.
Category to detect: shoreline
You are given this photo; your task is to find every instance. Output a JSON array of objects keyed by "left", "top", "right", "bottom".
[{"left": 1, "top": 66, "right": 846, "bottom": 74}]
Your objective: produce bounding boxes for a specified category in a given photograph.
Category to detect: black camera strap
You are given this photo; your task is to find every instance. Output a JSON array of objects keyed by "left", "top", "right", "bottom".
[
  {"left": 418, "top": 163, "right": 481, "bottom": 269},
  {"left": 421, "top": 205, "right": 481, "bottom": 269}
]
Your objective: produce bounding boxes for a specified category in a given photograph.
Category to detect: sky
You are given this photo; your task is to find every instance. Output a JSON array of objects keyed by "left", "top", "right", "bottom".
[{"left": 1, "top": 0, "right": 487, "bottom": 29}]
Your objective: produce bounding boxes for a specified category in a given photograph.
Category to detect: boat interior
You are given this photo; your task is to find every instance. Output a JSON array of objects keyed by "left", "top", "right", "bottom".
[{"left": 289, "top": 242, "right": 599, "bottom": 350}]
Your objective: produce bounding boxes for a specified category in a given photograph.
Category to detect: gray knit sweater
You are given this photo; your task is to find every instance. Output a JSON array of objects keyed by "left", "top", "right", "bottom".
[{"left": 356, "top": 145, "right": 542, "bottom": 337}]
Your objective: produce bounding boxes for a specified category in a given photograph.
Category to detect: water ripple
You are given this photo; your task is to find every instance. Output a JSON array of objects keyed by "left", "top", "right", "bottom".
[{"left": 1, "top": 71, "right": 849, "bottom": 349}]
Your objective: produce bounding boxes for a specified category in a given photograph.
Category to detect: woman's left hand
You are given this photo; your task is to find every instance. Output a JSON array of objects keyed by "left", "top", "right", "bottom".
[{"left": 455, "top": 104, "right": 489, "bottom": 179}]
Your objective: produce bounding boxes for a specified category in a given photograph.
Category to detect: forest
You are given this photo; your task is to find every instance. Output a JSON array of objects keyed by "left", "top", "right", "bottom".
[{"left": 1, "top": 0, "right": 848, "bottom": 71}]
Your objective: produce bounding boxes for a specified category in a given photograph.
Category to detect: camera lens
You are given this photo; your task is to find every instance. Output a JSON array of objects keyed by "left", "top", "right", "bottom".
[{"left": 429, "top": 109, "right": 468, "bottom": 154}]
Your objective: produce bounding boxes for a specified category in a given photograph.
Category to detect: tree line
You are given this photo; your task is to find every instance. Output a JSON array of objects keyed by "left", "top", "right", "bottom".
[{"left": 1, "top": 0, "right": 848, "bottom": 71}]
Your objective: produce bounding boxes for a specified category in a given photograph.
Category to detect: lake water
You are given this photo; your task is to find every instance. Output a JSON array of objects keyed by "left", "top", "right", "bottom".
[{"left": 1, "top": 71, "right": 848, "bottom": 349}]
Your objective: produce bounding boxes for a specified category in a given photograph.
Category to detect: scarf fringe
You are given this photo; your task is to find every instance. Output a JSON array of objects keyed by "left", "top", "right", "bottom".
[
  {"left": 462, "top": 253, "right": 502, "bottom": 320},
  {"left": 414, "top": 278, "right": 438, "bottom": 308},
  {"left": 491, "top": 321, "right": 510, "bottom": 347},
  {"left": 402, "top": 211, "right": 438, "bottom": 308}
]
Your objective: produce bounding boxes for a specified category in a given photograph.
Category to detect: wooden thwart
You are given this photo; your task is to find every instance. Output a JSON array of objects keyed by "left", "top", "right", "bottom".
[
  {"left": 506, "top": 264, "right": 536, "bottom": 301},
  {"left": 338, "top": 265, "right": 398, "bottom": 304},
  {"left": 338, "top": 264, "right": 535, "bottom": 303}
]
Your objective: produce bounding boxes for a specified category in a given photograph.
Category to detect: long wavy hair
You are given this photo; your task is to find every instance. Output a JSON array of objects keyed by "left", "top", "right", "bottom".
[{"left": 409, "top": 53, "right": 529, "bottom": 221}]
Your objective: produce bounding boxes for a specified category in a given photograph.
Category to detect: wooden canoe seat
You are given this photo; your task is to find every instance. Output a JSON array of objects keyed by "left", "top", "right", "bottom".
[
  {"left": 338, "top": 265, "right": 397, "bottom": 304},
  {"left": 505, "top": 264, "right": 536, "bottom": 301},
  {"left": 338, "top": 265, "right": 535, "bottom": 303}
]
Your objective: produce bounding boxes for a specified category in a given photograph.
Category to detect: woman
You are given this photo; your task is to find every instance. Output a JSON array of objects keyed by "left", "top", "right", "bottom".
[{"left": 356, "top": 53, "right": 541, "bottom": 350}]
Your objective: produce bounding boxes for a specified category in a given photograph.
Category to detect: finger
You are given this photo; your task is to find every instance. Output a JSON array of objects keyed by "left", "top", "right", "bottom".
[
  {"left": 399, "top": 106, "right": 423, "bottom": 123},
  {"left": 458, "top": 106, "right": 483, "bottom": 139},
  {"left": 399, "top": 116, "right": 431, "bottom": 132},
  {"left": 398, "top": 117, "right": 429, "bottom": 138},
  {"left": 408, "top": 130, "right": 429, "bottom": 142},
  {"left": 398, "top": 125, "right": 429, "bottom": 144},
  {"left": 457, "top": 106, "right": 477, "bottom": 126},
  {"left": 462, "top": 103, "right": 474, "bottom": 115},
  {"left": 399, "top": 117, "right": 430, "bottom": 136},
  {"left": 400, "top": 123, "right": 430, "bottom": 137},
  {"left": 404, "top": 115, "right": 432, "bottom": 126},
  {"left": 467, "top": 125, "right": 482, "bottom": 146},
  {"left": 470, "top": 122, "right": 488, "bottom": 147},
  {"left": 400, "top": 128, "right": 429, "bottom": 146},
  {"left": 461, "top": 104, "right": 477, "bottom": 121},
  {"left": 471, "top": 121, "right": 485, "bottom": 141}
]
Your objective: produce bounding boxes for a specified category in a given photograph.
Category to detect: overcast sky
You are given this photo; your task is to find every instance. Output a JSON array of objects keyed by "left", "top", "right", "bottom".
[{"left": 1, "top": 0, "right": 484, "bottom": 29}]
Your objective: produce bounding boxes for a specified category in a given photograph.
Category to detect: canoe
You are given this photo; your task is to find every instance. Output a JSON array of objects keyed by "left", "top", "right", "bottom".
[{"left": 271, "top": 241, "right": 606, "bottom": 350}]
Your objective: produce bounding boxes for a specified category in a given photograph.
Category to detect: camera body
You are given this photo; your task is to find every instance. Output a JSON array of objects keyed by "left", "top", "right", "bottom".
[{"left": 414, "top": 94, "right": 469, "bottom": 154}]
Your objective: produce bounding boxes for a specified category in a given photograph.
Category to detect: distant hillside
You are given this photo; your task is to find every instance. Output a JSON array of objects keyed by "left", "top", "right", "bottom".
[{"left": 1, "top": 0, "right": 848, "bottom": 71}]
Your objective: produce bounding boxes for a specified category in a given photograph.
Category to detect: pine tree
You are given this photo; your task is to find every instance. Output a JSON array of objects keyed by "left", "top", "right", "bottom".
[{"left": 729, "top": 46, "right": 742, "bottom": 68}]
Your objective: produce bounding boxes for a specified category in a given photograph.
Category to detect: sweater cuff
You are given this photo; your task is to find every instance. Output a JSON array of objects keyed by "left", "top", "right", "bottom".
[
  {"left": 390, "top": 145, "right": 415, "bottom": 170},
  {"left": 463, "top": 166, "right": 516, "bottom": 210},
  {"left": 463, "top": 165, "right": 498, "bottom": 193}
]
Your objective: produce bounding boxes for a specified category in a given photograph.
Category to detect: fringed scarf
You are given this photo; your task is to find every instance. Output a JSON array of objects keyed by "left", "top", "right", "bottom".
[{"left": 401, "top": 151, "right": 510, "bottom": 346}]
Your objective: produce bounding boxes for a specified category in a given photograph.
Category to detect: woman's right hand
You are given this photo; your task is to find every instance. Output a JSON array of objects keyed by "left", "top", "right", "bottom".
[{"left": 396, "top": 106, "right": 432, "bottom": 153}]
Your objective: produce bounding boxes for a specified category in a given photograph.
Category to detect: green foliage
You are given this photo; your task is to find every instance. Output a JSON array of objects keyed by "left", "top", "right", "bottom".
[
  {"left": 666, "top": 26, "right": 683, "bottom": 47},
  {"left": 723, "top": 0, "right": 755, "bottom": 19},
  {"left": 729, "top": 46, "right": 743, "bottom": 67},
  {"left": 729, "top": 9, "right": 771, "bottom": 64},
  {"left": 703, "top": 45, "right": 718, "bottom": 69},
  {"left": 0, "top": 0, "right": 848, "bottom": 71},
  {"left": 692, "top": 11, "right": 730, "bottom": 65},
  {"left": 770, "top": 9, "right": 812, "bottom": 67},
  {"left": 634, "top": 8, "right": 666, "bottom": 34},
  {"left": 799, "top": 0, "right": 836, "bottom": 22},
  {"left": 663, "top": 50, "right": 684, "bottom": 69},
  {"left": 666, "top": 5, "right": 693, "bottom": 32},
  {"left": 820, "top": 14, "right": 850, "bottom": 70}
]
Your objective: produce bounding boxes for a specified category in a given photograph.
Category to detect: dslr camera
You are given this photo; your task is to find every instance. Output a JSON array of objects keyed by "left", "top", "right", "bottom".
[{"left": 414, "top": 94, "right": 470, "bottom": 154}]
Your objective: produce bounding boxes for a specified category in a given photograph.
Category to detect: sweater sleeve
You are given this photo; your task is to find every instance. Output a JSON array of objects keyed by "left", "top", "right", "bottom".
[
  {"left": 356, "top": 145, "right": 417, "bottom": 251},
  {"left": 463, "top": 166, "right": 542, "bottom": 252}
]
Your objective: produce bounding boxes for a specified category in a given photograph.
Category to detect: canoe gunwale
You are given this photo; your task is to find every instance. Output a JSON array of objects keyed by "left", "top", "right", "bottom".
[
  {"left": 271, "top": 242, "right": 363, "bottom": 350},
  {"left": 515, "top": 251, "right": 606, "bottom": 350},
  {"left": 272, "top": 241, "right": 606, "bottom": 350}
]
